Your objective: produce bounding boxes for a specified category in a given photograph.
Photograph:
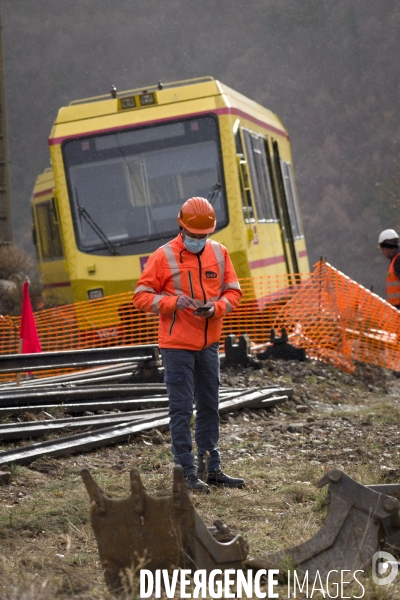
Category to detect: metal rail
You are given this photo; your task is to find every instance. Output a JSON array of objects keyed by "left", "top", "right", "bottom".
[
  {"left": 0, "top": 362, "right": 138, "bottom": 389},
  {"left": 0, "top": 386, "right": 285, "bottom": 415},
  {"left": 47, "top": 370, "right": 134, "bottom": 387},
  {"left": 0, "top": 408, "right": 169, "bottom": 440},
  {"left": 218, "top": 389, "right": 289, "bottom": 413},
  {"left": 0, "top": 416, "right": 170, "bottom": 466},
  {"left": 0, "top": 388, "right": 290, "bottom": 466},
  {"left": 0, "top": 384, "right": 168, "bottom": 407},
  {"left": 0, "top": 388, "right": 289, "bottom": 440},
  {"left": 0, "top": 345, "right": 158, "bottom": 374},
  {"left": 0, "top": 387, "right": 248, "bottom": 417},
  {"left": 0, "top": 396, "right": 169, "bottom": 417}
]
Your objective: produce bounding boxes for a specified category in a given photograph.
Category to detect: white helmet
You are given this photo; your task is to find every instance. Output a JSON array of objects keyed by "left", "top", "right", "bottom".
[{"left": 378, "top": 229, "right": 399, "bottom": 246}]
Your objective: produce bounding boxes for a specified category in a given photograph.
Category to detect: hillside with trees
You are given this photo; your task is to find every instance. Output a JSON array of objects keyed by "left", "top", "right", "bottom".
[{"left": 2, "top": 0, "right": 400, "bottom": 297}]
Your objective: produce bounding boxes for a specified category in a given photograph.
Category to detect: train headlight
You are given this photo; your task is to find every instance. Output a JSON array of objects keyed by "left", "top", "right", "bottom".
[
  {"left": 88, "top": 288, "right": 104, "bottom": 300},
  {"left": 140, "top": 93, "right": 155, "bottom": 105},
  {"left": 120, "top": 96, "right": 136, "bottom": 109}
]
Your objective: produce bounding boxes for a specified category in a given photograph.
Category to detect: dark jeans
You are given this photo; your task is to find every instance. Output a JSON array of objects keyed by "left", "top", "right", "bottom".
[{"left": 161, "top": 343, "right": 220, "bottom": 476}]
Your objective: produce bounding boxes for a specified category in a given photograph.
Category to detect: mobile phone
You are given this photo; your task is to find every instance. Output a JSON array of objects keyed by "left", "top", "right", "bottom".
[{"left": 193, "top": 306, "right": 211, "bottom": 316}]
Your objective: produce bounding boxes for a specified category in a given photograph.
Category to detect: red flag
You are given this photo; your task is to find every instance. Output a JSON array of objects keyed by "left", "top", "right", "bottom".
[{"left": 20, "top": 281, "right": 42, "bottom": 354}]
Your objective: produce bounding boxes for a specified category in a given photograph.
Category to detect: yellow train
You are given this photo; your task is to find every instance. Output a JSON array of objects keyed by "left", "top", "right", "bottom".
[{"left": 32, "top": 76, "right": 309, "bottom": 308}]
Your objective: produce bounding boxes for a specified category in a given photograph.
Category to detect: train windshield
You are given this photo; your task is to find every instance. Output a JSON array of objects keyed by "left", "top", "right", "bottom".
[{"left": 62, "top": 116, "right": 227, "bottom": 253}]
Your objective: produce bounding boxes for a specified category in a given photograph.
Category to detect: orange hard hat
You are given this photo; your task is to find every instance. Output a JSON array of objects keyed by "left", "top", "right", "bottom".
[{"left": 177, "top": 197, "right": 216, "bottom": 234}]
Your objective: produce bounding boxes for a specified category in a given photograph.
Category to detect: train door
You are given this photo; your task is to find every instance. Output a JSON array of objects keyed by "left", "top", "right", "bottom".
[
  {"left": 270, "top": 139, "right": 302, "bottom": 275},
  {"left": 32, "top": 196, "right": 72, "bottom": 302},
  {"left": 34, "top": 198, "right": 63, "bottom": 262},
  {"left": 236, "top": 125, "right": 292, "bottom": 276}
]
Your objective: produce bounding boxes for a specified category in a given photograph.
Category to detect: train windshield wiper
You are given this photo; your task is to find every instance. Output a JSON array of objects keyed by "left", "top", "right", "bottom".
[
  {"left": 75, "top": 188, "right": 120, "bottom": 256},
  {"left": 207, "top": 183, "right": 221, "bottom": 205}
]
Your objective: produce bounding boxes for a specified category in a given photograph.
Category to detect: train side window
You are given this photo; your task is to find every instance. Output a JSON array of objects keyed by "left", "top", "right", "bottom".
[
  {"left": 36, "top": 200, "right": 64, "bottom": 260},
  {"left": 280, "top": 161, "right": 303, "bottom": 239},
  {"left": 242, "top": 129, "right": 277, "bottom": 222},
  {"left": 235, "top": 130, "right": 255, "bottom": 223}
]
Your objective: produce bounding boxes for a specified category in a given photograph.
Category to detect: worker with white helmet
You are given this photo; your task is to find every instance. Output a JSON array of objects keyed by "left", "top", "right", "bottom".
[{"left": 378, "top": 229, "right": 400, "bottom": 308}]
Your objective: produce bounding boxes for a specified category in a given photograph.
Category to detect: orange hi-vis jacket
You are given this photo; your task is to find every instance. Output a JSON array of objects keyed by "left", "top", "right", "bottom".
[
  {"left": 133, "top": 234, "right": 242, "bottom": 350},
  {"left": 386, "top": 253, "right": 400, "bottom": 307}
]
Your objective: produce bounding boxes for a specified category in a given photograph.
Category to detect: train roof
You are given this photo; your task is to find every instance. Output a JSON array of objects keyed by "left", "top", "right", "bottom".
[
  {"left": 52, "top": 77, "right": 286, "bottom": 137},
  {"left": 31, "top": 168, "right": 54, "bottom": 201}
]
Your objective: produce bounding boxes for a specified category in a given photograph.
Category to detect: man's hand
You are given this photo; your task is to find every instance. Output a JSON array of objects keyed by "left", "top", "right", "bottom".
[
  {"left": 176, "top": 295, "right": 198, "bottom": 310},
  {"left": 193, "top": 302, "right": 215, "bottom": 318}
]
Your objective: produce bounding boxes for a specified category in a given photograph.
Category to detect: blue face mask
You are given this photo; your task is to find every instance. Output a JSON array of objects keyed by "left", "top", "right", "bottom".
[{"left": 183, "top": 234, "right": 207, "bottom": 254}]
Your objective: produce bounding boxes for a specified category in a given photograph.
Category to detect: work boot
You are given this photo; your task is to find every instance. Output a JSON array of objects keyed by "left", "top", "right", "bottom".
[
  {"left": 198, "top": 470, "right": 245, "bottom": 489},
  {"left": 185, "top": 474, "right": 210, "bottom": 494}
]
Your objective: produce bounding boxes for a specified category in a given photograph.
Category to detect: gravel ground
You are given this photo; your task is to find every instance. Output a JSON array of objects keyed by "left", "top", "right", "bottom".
[{"left": 220, "top": 358, "right": 400, "bottom": 477}]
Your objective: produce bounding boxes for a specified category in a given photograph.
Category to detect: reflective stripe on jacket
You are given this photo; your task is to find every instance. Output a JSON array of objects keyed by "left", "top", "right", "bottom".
[
  {"left": 387, "top": 254, "right": 400, "bottom": 307},
  {"left": 133, "top": 234, "right": 242, "bottom": 350}
]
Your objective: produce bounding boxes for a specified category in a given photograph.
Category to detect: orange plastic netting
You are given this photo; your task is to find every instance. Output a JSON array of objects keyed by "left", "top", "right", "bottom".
[
  {"left": 274, "top": 260, "right": 400, "bottom": 373},
  {"left": 0, "top": 260, "right": 399, "bottom": 377}
]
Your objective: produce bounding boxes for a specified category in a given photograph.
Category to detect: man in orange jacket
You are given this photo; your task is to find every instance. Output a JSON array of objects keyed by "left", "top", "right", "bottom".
[{"left": 134, "top": 197, "right": 244, "bottom": 493}]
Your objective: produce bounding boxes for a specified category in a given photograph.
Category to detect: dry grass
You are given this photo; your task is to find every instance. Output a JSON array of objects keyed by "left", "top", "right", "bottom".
[{"left": 0, "top": 244, "right": 43, "bottom": 314}]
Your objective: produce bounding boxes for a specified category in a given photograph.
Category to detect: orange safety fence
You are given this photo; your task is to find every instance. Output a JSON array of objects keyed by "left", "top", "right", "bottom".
[
  {"left": 0, "top": 273, "right": 308, "bottom": 356},
  {"left": 274, "top": 260, "right": 400, "bottom": 373},
  {"left": 0, "top": 273, "right": 304, "bottom": 381},
  {"left": 0, "top": 260, "right": 399, "bottom": 380}
]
